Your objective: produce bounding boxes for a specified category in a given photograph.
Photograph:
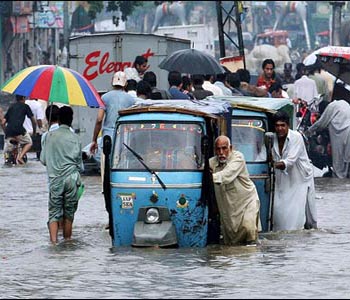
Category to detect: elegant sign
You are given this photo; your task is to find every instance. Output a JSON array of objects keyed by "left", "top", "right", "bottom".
[{"left": 83, "top": 49, "right": 154, "bottom": 81}]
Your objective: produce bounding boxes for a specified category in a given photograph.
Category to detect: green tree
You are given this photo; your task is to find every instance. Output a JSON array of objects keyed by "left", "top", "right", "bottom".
[
  {"left": 107, "top": 1, "right": 144, "bottom": 21},
  {"left": 86, "top": 1, "right": 144, "bottom": 21}
]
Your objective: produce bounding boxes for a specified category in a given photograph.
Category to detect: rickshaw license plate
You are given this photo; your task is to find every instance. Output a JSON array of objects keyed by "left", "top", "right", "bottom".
[{"left": 119, "top": 194, "right": 134, "bottom": 209}]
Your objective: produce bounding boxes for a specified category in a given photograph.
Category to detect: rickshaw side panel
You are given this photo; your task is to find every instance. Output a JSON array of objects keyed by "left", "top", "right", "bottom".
[{"left": 250, "top": 174, "right": 270, "bottom": 232}]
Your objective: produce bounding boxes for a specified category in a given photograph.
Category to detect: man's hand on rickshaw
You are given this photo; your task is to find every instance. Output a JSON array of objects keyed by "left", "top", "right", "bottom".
[
  {"left": 89, "top": 141, "right": 98, "bottom": 155},
  {"left": 274, "top": 161, "right": 286, "bottom": 170}
]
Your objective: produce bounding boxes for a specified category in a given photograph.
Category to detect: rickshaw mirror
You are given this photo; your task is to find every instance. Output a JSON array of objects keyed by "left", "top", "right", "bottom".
[
  {"left": 201, "top": 135, "right": 209, "bottom": 155},
  {"left": 103, "top": 135, "right": 112, "bottom": 156},
  {"left": 264, "top": 132, "right": 274, "bottom": 148},
  {"left": 264, "top": 131, "right": 274, "bottom": 163},
  {"left": 264, "top": 132, "right": 274, "bottom": 160}
]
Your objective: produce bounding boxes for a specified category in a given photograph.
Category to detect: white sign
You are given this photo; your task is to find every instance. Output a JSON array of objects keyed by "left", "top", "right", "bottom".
[
  {"left": 29, "top": 2, "right": 64, "bottom": 29},
  {"left": 120, "top": 194, "right": 134, "bottom": 209}
]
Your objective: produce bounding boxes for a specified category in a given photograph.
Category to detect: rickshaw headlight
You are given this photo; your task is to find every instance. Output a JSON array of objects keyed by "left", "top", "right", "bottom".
[{"left": 145, "top": 208, "right": 160, "bottom": 224}]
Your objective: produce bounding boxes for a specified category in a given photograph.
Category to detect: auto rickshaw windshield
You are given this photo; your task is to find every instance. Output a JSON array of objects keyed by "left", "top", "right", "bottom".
[
  {"left": 231, "top": 119, "right": 267, "bottom": 162},
  {"left": 113, "top": 122, "right": 204, "bottom": 170}
]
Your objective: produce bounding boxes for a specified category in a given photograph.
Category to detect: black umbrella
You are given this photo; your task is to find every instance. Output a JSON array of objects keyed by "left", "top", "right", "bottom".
[{"left": 159, "top": 48, "right": 225, "bottom": 75}]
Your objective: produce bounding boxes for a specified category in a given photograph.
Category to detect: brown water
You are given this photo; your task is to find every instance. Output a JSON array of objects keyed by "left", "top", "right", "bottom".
[{"left": 1, "top": 154, "right": 350, "bottom": 299}]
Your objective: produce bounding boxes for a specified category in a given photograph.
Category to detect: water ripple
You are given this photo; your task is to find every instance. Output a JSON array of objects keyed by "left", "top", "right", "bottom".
[{"left": 1, "top": 158, "right": 350, "bottom": 298}]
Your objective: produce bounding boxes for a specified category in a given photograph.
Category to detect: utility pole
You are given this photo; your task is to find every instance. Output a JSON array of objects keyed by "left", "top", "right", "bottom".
[
  {"left": 216, "top": 1, "right": 225, "bottom": 58},
  {"left": 216, "top": 1, "right": 246, "bottom": 69},
  {"left": 63, "top": 1, "right": 70, "bottom": 67},
  {"left": 0, "top": 2, "right": 10, "bottom": 85},
  {"left": 330, "top": 1, "right": 345, "bottom": 46}
]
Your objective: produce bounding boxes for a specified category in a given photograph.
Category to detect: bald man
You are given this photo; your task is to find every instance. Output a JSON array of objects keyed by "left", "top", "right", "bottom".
[{"left": 209, "top": 136, "right": 260, "bottom": 246}]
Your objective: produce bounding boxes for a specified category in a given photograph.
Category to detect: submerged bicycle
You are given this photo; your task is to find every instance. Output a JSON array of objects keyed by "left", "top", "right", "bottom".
[{"left": 4, "top": 138, "right": 28, "bottom": 166}]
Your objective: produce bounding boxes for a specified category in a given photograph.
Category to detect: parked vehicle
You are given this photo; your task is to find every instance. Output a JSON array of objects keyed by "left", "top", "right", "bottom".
[
  {"left": 103, "top": 99, "right": 231, "bottom": 247},
  {"left": 102, "top": 96, "right": 295, "bottom": 247},
  {"left": 253, "top": 29, "right": 302, "bottom": 65},
  {"left": 254, "top": 30, "right": 289, "bottom": 48},
  {"left": 68, "top": 32, "right": 191, "bottom": 147}
]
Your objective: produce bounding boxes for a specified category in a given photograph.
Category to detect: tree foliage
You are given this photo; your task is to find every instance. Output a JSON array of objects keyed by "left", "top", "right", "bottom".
[
  {"left": 87, "top": 1, "right": 143, "bottom": 21},
  {"left": 86, "top": 1, "right": 104, "bottom": 20},
  {"left": 106, "top": 1, "right": 144, "bottom": 22}
]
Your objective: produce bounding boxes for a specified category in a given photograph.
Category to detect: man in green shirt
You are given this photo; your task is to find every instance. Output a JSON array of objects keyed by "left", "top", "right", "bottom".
[{"left": 40, "top": 106, "right": 82, "bottom": 244}]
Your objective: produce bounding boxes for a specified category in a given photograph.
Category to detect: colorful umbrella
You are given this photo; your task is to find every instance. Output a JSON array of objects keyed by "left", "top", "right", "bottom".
[{"left": 1, "top": 65, "right": 104, "bottom": 108}]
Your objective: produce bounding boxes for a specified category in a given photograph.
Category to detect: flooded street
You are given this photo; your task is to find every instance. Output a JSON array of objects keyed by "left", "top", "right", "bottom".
[{"left": 1, "top": 153, "right": 350, "bottom": 299}]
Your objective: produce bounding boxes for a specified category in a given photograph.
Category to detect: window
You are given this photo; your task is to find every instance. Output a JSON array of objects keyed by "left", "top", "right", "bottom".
[
  {"left": 113, "top": 122, "right": 204, "bottom": 170},
  {"left": 231, "top": 119, "right": 267, "bottom": 162}
]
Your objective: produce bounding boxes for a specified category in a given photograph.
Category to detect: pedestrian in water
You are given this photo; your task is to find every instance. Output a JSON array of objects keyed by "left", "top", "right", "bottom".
[
  {"left": 41, "top": 104, "right": 60, "bottom": 147},
  {"left": 40, "top": 106, "right": 83, "bottom": 244},
  {"left": 2, "top": 94, "right": 36, "bottom": 165},
  {"left": 209, "top": 135, "right": 260, "bottom": 245},
  {"left": 307, "top": 97, "right": 350, "bottom": 179},
  {"left": 90, "top": 71, "right": 136, "bottom": 187},
  {"left": 271, "top": 110, "right": 317, "bottom": 231}
]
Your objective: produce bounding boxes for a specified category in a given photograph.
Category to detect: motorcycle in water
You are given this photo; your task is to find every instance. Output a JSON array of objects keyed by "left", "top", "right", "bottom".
[
  {"left": 296, "top": 95, "right": 332, "bottom": 175},
  {"left": 3, "top": 138, "right": 27, "bottom": 166}
]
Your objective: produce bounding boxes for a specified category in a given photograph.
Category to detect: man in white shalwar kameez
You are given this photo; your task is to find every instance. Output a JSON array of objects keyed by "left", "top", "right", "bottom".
[
  {"left": 209, "top": 136, "right": 260, "bottom": 245},
  {"left": 272, "top": 111, "right": 317, "bottom": 231},
  {"left": 308, "top": 100, "right": 350, "bottom": 179}
]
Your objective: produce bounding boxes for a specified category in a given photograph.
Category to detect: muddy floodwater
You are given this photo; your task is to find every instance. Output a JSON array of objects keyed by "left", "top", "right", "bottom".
[{"left": 1, "top": 153, "right": 350, "bottom": 299}]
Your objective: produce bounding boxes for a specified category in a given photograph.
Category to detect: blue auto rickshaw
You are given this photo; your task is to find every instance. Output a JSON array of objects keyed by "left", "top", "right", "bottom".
[
  {"left": 208, "top": 96, "right": 295, "bottom": 232},
  {"left": 102, "top": 97, "right": 294, "bottom": 247},
  {"left": 103, "top": 100, "right": 231, "bottom": 247}
]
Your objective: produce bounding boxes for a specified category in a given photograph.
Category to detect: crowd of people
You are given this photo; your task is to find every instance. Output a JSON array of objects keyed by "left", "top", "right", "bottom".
[{"left": 1, "top": 51, "right": 350, "bottom": 247}]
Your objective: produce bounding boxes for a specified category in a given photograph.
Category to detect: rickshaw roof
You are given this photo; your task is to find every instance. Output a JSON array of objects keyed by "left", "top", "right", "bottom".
[
  {"left": 206, "top": 96, "right": 293, "bottom": 114},
  {"left": 119, "top": 99, "right": 231, "bottom": 119}
]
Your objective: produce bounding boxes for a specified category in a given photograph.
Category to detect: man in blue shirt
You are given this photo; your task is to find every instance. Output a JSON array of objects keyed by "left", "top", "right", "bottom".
[
  {"left": 90, "top": 71, "right": 136, "bottom": 185},
  {"left": 168, "top": 71, "right": 190, "bottom": 100}
]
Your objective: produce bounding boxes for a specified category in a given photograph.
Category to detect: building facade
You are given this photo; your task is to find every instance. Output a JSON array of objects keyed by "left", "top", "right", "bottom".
[{"left": 0, "top": 1, "right": 78, "bottom": 86}]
